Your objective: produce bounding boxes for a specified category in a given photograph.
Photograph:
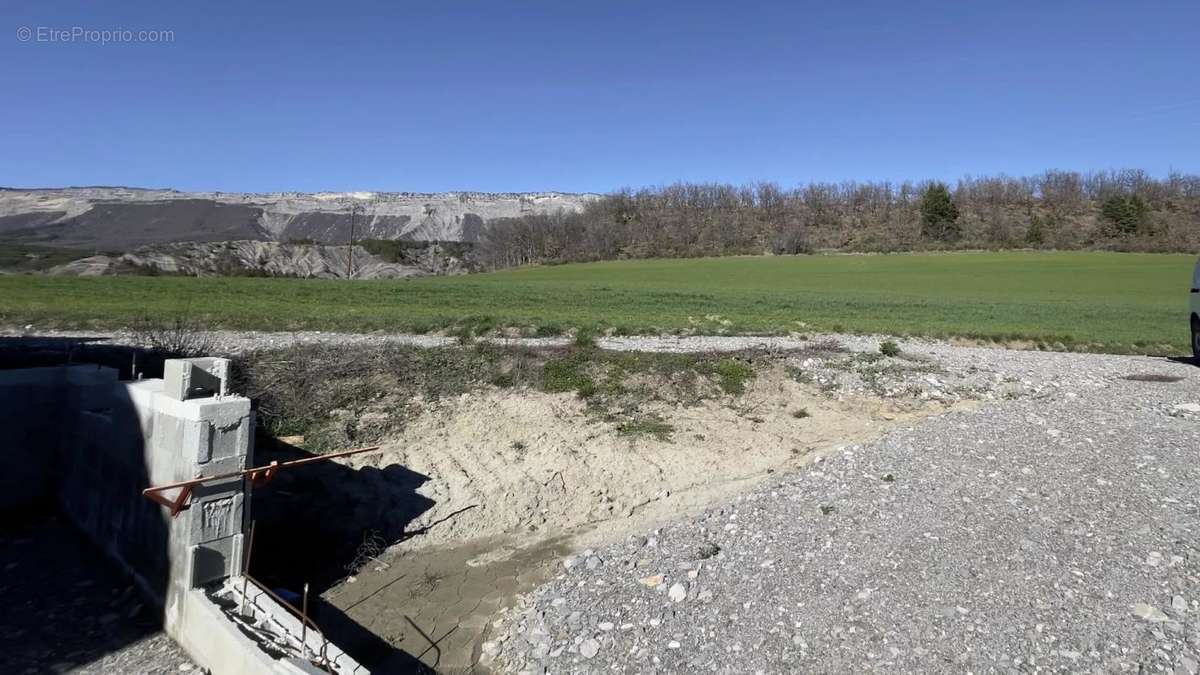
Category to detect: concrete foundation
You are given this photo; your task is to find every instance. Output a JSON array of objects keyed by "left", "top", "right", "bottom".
[{"left": 0, "top": 358, "right": 366, "bottom": 674}]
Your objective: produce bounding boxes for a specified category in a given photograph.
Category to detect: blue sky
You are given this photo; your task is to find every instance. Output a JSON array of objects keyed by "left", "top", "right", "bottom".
[{"left": 2, "top": 1, "right": 1197, "bottom": 193}]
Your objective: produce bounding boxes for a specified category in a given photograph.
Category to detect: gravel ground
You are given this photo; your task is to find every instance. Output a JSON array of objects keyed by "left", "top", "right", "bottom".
[
  {"left": 484, "top": 349, "right": 1200, "bottom": 674},
  {"left": 0, "top": 326, "right": 1182, "bottom": 359},
  {"left": 0, "top": 516, "right": 196, "bottom": 675}
]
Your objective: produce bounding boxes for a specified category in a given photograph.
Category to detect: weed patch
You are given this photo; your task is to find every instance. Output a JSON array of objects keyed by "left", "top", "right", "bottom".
[
  {"left": 232, "top": 342, "right": 543, "bottom": 451},
  {"left": 616, "top": 414, "right": 674, "bottom": 441},
  {"left": 715, "top": 358, "right": 755, "bottom": 395}
]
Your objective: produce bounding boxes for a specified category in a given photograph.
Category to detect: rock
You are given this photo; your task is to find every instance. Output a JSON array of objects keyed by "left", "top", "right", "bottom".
[
  {"left": 639, "top": 574, "right": 664, "bottom": 587},
  {"left": 481, "top": 641, "right": 501, "bottom": 658},
  {"left": 668, "top": 640, "right": 681, "bottom": 649},
  {"left": 1132, "top": 603, "right": 1172, "bottom": 622},
  {"left": 668, "top": 582, "right": 688, "bottom": 603},
  {"left": 1173, "top": 595, "right": 1188, "bottom": 614},
  {"left": 586, "top": 556, "right": 602, "bottom": 570},
  {"left": 580, "top": 639, "right": 600, "bottom": 659},
  {"left": 1173, "top": 403, "right": 1200, "bottom": 413},
  {"left": 598, "top": 622, "right": 615, "bottom": 631}
]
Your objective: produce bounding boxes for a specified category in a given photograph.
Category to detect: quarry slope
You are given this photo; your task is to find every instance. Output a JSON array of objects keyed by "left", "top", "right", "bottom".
[{"left": 0, "top": 186, "right": 598, "bottom": 249}]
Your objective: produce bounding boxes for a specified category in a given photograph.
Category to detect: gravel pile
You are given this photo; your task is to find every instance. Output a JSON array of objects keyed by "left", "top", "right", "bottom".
[{"left": 485, "top": 348, "right": 1200, "bottom": 674}]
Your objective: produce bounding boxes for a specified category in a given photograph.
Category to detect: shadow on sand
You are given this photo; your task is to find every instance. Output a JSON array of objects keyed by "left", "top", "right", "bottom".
[{"left": 248, "top": 436, "right": 441, "bottom": 672}]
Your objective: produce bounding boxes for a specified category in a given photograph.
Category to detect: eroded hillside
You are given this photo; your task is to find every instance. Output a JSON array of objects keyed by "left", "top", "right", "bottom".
[{"left": 0, "top": 187, "right": 598, "bottom": 249}]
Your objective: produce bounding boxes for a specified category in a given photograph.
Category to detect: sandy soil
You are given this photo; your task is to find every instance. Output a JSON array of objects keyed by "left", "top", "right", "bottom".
[{"left": 347, "top": 365, "right": 959, "bottom": 553}]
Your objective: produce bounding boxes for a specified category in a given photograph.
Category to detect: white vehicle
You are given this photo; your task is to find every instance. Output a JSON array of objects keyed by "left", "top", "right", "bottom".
[{"left": 1193, "top": 257, "right": 1200, "bottom": 361}]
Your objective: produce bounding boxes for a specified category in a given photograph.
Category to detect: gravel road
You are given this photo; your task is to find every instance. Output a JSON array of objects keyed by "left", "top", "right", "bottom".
[{"left": 486, "top": 348, "right": 1200, "bottom": 674}]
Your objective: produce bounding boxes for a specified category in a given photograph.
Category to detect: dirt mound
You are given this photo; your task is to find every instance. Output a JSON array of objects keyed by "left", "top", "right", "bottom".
[{"left": 346, "top": 365, "right": 953, "bottom": 551}]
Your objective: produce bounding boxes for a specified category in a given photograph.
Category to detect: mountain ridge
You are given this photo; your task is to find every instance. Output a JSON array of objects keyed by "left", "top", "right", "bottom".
[{"left": 0, "top": 186, "right": 600, "bottom": 249}]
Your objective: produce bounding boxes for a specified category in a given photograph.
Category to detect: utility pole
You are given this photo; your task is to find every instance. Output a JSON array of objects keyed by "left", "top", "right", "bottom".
[{"left": 346, "top": 204, "right": 360, "bottom": 280}]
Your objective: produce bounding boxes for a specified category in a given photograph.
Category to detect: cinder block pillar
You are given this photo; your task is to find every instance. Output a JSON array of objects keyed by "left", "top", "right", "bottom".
[{"left": 156, "top": 357, "right": 253, "bottom": 590}]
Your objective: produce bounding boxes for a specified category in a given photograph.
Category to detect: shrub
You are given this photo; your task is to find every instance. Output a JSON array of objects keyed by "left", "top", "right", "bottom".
[
  {"left": 130, "top": 315, "right": 214, "bottom": 358},
  {"left": 715, "top": 358, "right": 755, "bottom": 395},
  {"left": 879, "top": 340, "right": 901, "bottom": 357},
  {"left": 230, "top": 342, "right": 542, "bottom": 447},
  {"left": 573, "top": 327, "right": 598, "bottom": 348},
  {"left": 541, "top": 351, "right": 596, "bottom": 397}
]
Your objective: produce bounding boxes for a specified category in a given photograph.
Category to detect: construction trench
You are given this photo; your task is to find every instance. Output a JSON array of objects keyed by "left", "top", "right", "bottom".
[{"left": 0, "top": 338, "right": 961, "bottom": 673}]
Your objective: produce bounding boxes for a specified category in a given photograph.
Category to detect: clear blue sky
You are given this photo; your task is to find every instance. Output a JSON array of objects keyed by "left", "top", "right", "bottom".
[{"left": 2, "top": 1, "right": 1197, "bottom": 193}]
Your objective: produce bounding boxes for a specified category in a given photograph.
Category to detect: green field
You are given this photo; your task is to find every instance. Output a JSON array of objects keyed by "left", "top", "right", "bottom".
[{"left": 0, "top": 251, "right": 1194, "bottom": 353}]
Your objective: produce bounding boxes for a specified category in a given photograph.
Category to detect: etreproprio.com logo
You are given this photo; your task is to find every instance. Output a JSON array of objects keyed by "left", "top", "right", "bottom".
[{"left": 16, "top": 26, "right": 175, "bottom": 44}]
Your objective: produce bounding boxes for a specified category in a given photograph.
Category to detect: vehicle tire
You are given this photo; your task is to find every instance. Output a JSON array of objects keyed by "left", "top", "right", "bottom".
[{"left": 1193, "top": 315, "right": 1200, "bottom": 364}]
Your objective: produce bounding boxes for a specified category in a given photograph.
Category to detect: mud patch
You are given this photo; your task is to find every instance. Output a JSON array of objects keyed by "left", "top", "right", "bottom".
[{"left": 324, "top": 534, "right": 572, "bottom": 672}]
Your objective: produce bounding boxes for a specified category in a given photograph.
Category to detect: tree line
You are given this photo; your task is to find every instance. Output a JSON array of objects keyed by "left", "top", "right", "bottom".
[{"left": 475, "top": 170, "right": 1200, "bottom": 269}]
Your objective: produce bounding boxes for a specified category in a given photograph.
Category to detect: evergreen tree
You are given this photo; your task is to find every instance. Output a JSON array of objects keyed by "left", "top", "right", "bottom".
[
  {"left": 920, "top": 183, "right": 961, "bottom": 241},
  {"left": 1026, "top": 214, "right": 1045, "bottom": 246},
  {"left": 1100, "top": 194, "right": 1149, "bottom": 236}
]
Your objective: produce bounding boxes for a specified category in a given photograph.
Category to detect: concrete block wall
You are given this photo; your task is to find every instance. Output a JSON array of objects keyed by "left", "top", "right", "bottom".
[
  {"left": 0, "top": 365, "right": 118, "bottom": 513},
  {"left": 28, "top": 359, "right": 255, "bottom": 609},
  {"left": 0, "top": 358, "right": 366, "bottom": 674}
]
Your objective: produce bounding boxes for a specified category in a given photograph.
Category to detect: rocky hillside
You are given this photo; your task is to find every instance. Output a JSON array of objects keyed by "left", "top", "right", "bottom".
[
  {"left": 47, "top": 240, "right": 472, "bottom": 279},
  {"left": 0, "top": 187, "right": 598, "bottom": 249}
]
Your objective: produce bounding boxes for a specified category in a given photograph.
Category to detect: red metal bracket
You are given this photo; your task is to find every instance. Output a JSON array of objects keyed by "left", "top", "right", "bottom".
[{"left": 142, "top": 446, "right": 380, "bottom": 517}]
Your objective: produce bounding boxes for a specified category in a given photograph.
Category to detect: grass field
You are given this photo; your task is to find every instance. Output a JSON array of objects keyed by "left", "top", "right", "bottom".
[{"left": 0, "top": 251, "right": 1194, "bottom": 353}]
